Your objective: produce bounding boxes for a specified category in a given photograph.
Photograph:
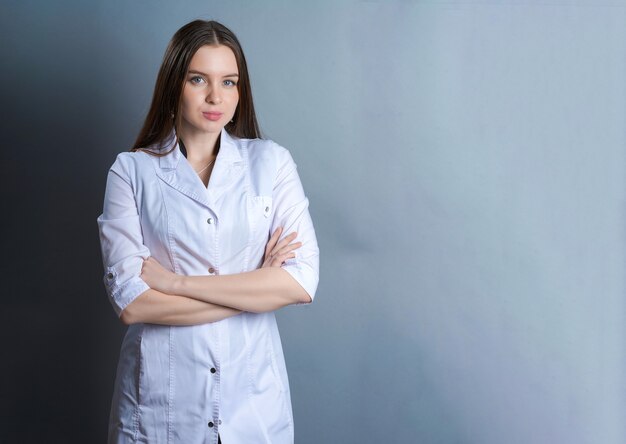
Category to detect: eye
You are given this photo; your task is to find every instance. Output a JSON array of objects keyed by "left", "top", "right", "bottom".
[
  {"left": 223, "top": 79, "right": 237, "bottom": 87},
  {"left": 189, "top": 75, "right": 205, "bottom": 85}
]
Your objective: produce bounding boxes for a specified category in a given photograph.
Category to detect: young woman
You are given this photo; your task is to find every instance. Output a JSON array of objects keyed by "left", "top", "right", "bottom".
[{"left": 97, "top": 20, "right": 319, "bottom": 444}]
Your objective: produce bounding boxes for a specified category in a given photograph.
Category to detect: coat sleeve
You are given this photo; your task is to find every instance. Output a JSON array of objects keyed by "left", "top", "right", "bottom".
[
  {"left": 97, "top": 154, "right": 151, "bottom": 316},
  {"left": 271, "top": 146, "right": 320, "bottom": 303}
]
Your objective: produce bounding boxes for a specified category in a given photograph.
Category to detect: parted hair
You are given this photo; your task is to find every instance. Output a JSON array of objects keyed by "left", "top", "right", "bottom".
[{"left": 132, "top": 20, "right": 261, "bottom": 153}]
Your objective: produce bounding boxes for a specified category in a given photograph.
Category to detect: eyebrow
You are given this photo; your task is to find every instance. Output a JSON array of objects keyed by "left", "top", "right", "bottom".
[{"left": 188, "top": 70, "right": 239, "bottom": 78}]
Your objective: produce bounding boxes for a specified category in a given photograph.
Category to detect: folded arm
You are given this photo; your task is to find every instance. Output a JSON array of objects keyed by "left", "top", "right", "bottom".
[
  {"left": 175, "top": 268, "right": 311, "bottom": 313},
  {"left": 120, "top": 288, "right": 241, "bottom": 326},
  {"left": 140, "top": 228, "right": 311, "bottom": 314}
]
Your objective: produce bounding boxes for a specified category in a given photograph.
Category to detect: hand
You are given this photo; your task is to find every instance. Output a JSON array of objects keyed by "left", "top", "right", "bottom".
[
  {"left": 262, "top": 227, "right": 301, "bottom": 268},
  {"left": 140, "top": 256, "right": 181, "bottom": 294}
]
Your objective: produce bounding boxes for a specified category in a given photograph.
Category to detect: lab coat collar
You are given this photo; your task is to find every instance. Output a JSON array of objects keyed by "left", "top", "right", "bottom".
[
  {"left": 158, "top": 129, "right": 241, "bottom": 170},
  {"left": 155, "top": 129, "right": 244, "bottom": 211}
]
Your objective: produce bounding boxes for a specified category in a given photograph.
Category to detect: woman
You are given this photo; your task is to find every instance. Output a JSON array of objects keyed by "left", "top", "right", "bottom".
[{"left": 97, "top": 20, "right": 319, "bottom": 444}]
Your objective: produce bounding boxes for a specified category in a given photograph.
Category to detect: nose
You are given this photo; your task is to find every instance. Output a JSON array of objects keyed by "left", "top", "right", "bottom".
[{"left": 206, "top": 85, "right": 222, "bottom": 105}]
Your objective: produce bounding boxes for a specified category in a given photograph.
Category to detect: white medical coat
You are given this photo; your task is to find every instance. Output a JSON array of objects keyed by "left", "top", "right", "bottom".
[{"left": 97, "top": 129, "right": 319, "bottom": 444}]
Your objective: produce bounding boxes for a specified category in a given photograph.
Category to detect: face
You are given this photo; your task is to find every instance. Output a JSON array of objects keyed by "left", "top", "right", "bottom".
[{"left": 179, "top": 45, "right": 239, "bottom": 139}]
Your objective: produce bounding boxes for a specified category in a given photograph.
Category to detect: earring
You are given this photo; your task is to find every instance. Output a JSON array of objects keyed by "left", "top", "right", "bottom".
[{"left": 170, "top": 112, "right": 175, "bottom": 119}]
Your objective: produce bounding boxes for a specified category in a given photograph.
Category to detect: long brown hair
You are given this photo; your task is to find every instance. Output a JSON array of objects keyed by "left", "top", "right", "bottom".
[{"left": 132, "top": 20, "right": 261, "bottom": 153}]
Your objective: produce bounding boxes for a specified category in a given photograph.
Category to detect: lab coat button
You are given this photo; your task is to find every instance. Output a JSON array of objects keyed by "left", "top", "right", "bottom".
[
  {"left": 207, "top": 217, "right": 214, "bottom": 225},
  {"left": 208, "top": 421, "right": 214, "bottom": 428},
  {"left": 208, "top": 267, "right": 215, "bottom": 274},
  {"left": 210, "top": 367, "right": 216, "bottom": 374},
  {"left": 106, "top": 272, "right": 114, "bottom": 279}
]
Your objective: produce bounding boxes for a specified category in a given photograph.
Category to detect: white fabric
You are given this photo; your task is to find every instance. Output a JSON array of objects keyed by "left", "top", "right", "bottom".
[{"left": 97, "top": 129, "right": 319, "bottom": 444}]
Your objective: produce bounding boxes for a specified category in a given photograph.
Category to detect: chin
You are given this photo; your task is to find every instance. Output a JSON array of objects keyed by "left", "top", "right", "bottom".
[{"left": 197, "top": 122, "right": 224, "bottom": 134}]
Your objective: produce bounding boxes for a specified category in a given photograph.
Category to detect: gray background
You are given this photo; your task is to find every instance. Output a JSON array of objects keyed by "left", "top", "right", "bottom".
[{"left": 2, "top": 0, "right": 624, "bottom": 443}]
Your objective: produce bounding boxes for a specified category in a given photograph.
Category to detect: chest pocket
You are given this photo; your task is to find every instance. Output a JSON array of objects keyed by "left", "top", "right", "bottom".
[{"left": 247, "top": 194, "right": 274, "bottom": 250}]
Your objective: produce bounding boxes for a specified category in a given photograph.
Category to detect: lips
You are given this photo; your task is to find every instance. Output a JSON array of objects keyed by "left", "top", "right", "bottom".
[{"left": 203, "top": 112, "right": 223, "bottom": 122}]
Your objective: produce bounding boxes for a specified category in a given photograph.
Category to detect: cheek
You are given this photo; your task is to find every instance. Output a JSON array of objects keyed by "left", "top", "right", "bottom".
[
  {"left": 229, "top": 93, "right": 240, "bottom": 113},
  {"left": 182, "top": 88, "right": 201, "bottom": 109},
  {"left": 180, "top": 93, "right": 192, "bottom": 114}
]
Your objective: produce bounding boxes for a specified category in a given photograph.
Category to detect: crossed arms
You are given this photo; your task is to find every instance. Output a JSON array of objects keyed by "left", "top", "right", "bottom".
[{"left": 121, "top": 228, "right": 310, "bottom": 325}]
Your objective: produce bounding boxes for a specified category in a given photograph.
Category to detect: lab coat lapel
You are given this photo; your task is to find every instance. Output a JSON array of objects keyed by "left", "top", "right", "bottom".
[
  {"left": 154, "top": 130, "right": 244, "bottom": 210},
  {"left": 154, "top": 135, "right": 213, "bottom": 209},
  {"left": 206, "top": 130, "right": 244, "bottom": 204}
]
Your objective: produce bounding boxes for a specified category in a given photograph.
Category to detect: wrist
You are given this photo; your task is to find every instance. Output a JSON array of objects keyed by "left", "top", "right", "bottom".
[{"left": 172, "top": 274, "right": 186, "bottom": 295}]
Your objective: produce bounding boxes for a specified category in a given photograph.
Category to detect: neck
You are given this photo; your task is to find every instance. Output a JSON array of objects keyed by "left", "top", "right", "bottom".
[{"left": 178, "top": 125, "right": 221, "bottom": 162}]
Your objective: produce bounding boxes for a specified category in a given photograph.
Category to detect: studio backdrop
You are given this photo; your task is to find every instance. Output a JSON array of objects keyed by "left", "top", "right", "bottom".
[{"left": 1, "top": 1, "right": 625, "bottom": 443}]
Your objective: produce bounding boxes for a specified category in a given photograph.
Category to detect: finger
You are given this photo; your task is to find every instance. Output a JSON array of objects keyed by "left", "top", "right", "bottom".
[
  {"left": 266, "top": 229, "right": 297, "bottom": 254},
  {"left": 271, "top": 252, "right": 296, "bottom": 267},
  {"left": 273, "top": 231, "right": 298, "bottom": 252},
  {"left": 145, "top": 257, "right": 157, "bottom": 266},
  {"left": 265, "top": 227, "right": 283, "bottom": 255},
  {"left": 272, "top": 241, "right": 302, "bottom": 257}
]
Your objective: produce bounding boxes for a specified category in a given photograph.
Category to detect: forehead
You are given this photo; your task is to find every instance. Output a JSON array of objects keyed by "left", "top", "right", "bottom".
[{"left": 188, "top": 45, "right": 238, "bottom": 74}]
